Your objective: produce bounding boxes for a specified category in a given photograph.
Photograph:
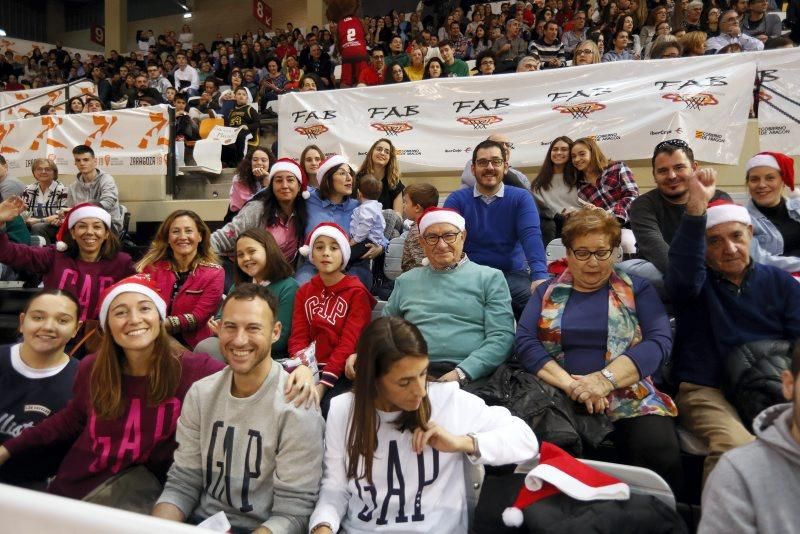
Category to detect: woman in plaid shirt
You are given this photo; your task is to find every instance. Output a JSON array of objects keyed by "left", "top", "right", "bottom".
[
  {"left": 20, "top": 158, "right": 68, "bottom": 244},
  {"left": 571, "top": 137, "right": 640, "bottom": 224}
]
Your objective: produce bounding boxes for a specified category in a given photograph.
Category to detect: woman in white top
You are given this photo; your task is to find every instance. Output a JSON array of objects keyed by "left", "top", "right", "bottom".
[
  {"left": 309, "top": 317, "right": 537, "bottom": 534},
  {"left": 532, "top": 136, "right": 581, "bottom": 245},
  {"left": 178, "top": 24, "right": 193, "bottom": 50}
]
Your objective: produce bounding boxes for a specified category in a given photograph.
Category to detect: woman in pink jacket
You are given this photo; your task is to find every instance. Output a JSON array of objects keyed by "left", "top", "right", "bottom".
[{"left": 136, "top": 210, "right": 224, "bottom": 349}]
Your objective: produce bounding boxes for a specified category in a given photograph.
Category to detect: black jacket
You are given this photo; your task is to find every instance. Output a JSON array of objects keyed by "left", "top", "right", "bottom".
[{"left": 723, "top": 339, "right": 792, "bottom": 432}]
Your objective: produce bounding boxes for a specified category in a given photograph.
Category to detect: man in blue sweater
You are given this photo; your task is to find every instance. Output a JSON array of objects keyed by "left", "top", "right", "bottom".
[
  {"left": 445, "top": 139, "right": 548, "bottom": 317},
  {"left": 667, "top": 170, "right": 800, "bottom": 483}
]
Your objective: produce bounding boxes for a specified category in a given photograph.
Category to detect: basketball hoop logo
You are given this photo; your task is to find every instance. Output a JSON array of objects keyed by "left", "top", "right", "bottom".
[
  {"left": 295, "top": 124, "right": 329, "bottom": 140},
  {"left": 552, "top": 102, "right": 606, "bottom": 119},
  {"left": 456, "top": 115, "right": 503, "bottom": 129},
  {"left": 662, "top": 93, "right": 719, "bottom": 110},
  {"left": 758, "top": 91, "right": 771, "bottom": 103},
  {"left": 370, "top": 122, "right": 413, "bottom": 136}
]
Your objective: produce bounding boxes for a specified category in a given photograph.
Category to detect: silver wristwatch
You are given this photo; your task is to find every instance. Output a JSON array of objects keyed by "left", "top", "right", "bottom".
[
  {"left": 455, "top": 367, "right": 470, "bottom": 386},
  {"left": 600, "top": 368, "right": 618, "bottom": 389}
]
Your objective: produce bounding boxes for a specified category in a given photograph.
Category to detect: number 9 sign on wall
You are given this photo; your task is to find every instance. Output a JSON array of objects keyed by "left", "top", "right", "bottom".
[
  {"left": 90, "top": 24, "right": 105, "bottom": 46},
  {"left": 252, "top": 0, "right": 272, "bottom": 29}
]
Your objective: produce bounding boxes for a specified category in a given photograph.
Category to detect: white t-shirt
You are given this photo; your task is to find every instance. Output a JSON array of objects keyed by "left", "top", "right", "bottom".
[{"left": 310, "top": 382, "right": 537, "bottom": 533}]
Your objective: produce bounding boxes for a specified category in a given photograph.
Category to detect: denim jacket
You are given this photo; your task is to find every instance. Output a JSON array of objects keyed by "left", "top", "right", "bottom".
[{"left": 747, "top": 197, "right": 800, "bottom": 273}]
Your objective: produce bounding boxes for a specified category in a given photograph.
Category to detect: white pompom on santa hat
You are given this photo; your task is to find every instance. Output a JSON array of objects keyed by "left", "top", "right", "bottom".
[
  {"left": 706, "top": 199, "right": 751, "bottom": 230},
  {"left": 298, "top": 222, "right": 351, "bottom": 267},
  {"left": 269, "top": 157, "right": 310, "bottom": 199},
  {"left": 55, "top": 203, "right": 112, "bottom": 252},
  {"left": 745, "top": 151, "right": 799, "bottom": 199},
  {"left": 502, "top": 442, "right": 630, "bottom": 527},
  {"left": 416, "top": 207, "right": 466, "bottom": 266},
  {"left": 97, "top": 273, "right": 167, "bottom": 330}
]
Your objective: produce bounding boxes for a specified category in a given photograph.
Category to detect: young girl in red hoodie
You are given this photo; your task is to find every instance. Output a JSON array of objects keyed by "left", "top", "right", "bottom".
[{"left": 289, "top": 222, "right": 375, "bottom": 414}]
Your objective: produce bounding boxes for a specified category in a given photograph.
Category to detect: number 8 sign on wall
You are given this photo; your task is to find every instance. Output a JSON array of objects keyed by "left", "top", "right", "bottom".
[{"left": 252, "top": 0, "right": 272, "bottom": 29}]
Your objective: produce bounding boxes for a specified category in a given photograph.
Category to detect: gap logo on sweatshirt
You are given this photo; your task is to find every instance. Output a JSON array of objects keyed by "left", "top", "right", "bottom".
[
  {"left": 304, "top": 294, "right": 348, "bottom": 326},
  {"left": 57, "top": 270, "right": 116, "bottom": 321},
  {"left": 354, "top": 440, "right": 440, "bottom": 526},
  {"left": 204, "top": 421, "right": 264, "bottom": 513}
]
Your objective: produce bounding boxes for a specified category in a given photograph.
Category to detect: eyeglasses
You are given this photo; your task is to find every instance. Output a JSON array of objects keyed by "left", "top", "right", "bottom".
[
  {"left": 575, "top": 48, "right": 594, "bottom": 55},
  {"left": 654, "top": 139, "right": 688, "bottom": 152},
  {"left": 480, "top": 59, "right": 495, "bottom": 65},
  {"left": 569, "top": 248, "right": 613, "bottom": 261},
  {"left": 475, "top": 158, "right": 506, "bottom": 167},
  {"left": 374, "top": 146, "right": 392, "bottom": 154},
  {"left": 422, "top": 231, "right": 461, "bottom": 246}
]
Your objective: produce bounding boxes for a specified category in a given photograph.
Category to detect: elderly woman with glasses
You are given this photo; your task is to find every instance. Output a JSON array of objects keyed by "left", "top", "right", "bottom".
[{"left": 515, "top": 206, "right": 683, "bottom": 495}]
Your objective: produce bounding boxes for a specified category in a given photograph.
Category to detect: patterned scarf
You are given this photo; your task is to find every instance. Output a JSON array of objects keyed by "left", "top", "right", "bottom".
[{"left": 538, "top": 267, "right": 677, "bottom": 421}]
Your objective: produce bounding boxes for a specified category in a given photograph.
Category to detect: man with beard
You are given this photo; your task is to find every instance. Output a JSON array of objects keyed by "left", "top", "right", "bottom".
[
  {"left": 128, "top": 73, "right": 164, "bottom": 107},
  {"left": 619, "top": 140, "right": 730, "bottom": 297},
  {"left": 153, "top": 284, "right": 323, "bottom": 533},
  {"left": 444, "top": 140, "right": 548, "bottom": 318}
]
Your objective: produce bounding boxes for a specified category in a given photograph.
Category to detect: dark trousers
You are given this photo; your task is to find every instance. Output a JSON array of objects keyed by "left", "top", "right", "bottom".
[
  {"left": 321, "top": 376, "right": 353, "bottom": 419},
  {"left": 504, "top": 270, "right": 533, "bottom": 320},
  {"left": 611, "top": 414, "right": 684, "bottom": 500}
]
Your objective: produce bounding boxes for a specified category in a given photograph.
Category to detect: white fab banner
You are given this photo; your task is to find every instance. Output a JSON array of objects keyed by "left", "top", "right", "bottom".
[
  {"left": 756, "top": 48, "right": 800, "bottom": 155},
  {"left": 278, "top": 54, "right": 759, "bottom": 170},
  {"left": 0, "top": 37, "right": 100, "bottom": 63},
  {"left": 0, "top": 105, "right": 170, "bottom": 176},
  {"left": 0, "top": 81, "right": 97, "bottom": 121}
]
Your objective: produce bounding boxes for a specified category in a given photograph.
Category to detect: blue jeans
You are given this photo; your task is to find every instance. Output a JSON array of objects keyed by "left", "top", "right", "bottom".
[
  {"left": 295, "top": 258, "right": 373, "bottom": 290},
  {"left": 504, "top": 270, "right": 533, "bottom": 319},
  {"left": 617, "top": 259, "right": 667, "bottom": 301}
]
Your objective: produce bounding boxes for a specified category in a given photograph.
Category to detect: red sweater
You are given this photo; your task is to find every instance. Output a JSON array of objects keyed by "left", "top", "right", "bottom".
[
  {"left": 3, "top": 352, "right": 224, "bottom": 499},
  {"left": 0, "top": 231, "right": 135, "bottom": 322},
  {"left": 142, "top": 261, "right": 225, "bottom": 348},
  {"left": 289, "top": 275, "right": 375, "bottom": 387}
]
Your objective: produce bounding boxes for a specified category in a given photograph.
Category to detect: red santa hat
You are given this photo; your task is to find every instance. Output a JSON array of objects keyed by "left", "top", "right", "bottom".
[
  {"left": 745, "top": 152, "right": 799, "bottom": 199},
  {"left": 269, "top": 157, "right": 310, "bottom": 199},
  {"left": 416, "top": 207, "right": 466, "bottom": 267},
  {"left": 55, "top": 203, "right": 112, "bottom": 252},
  {"left": 97, "top": 273, "right": 167, "bottom": 330},
  {"left": 706, "top": 199, "right": 751, "bottom": 230},
  {"left": 298, "top": 222, "right": 351, "bottom": 267},
  {"left": 316, "top": 154, "right": 350, "bottom": 183},
  {"left": 502, "top": 442, "right": 630, "bottom": 527}
]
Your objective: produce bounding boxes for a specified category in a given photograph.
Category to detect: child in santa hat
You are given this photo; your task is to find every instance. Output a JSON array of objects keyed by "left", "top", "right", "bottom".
[
  {"left": 289, "top": 222, "right": 376, "bottom": 415},
  {"left": 745, "top": 152, "right": 800, "bottom": 275}
]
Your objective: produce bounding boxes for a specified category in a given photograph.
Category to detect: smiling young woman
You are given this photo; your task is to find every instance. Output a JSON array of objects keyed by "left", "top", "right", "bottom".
[{"left": 0, "top": 275, "right": 224, "bottom": 503}]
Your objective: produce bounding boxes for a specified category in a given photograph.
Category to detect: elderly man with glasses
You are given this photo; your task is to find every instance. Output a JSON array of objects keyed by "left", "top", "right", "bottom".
[
  {"left": 619, "top": 139, "right": 732, "bottom": 297},
  {"left": 446, "top": 139, "right": 548, "bottom": 318},
  {"left": 382, "top": 206, "right": 515, "bottom": 386},
  {"left": 706, "top": 10, "right": 765, "bottom": 52}
]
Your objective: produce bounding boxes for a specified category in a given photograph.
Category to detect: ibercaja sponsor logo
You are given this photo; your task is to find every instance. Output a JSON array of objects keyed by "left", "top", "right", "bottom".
[
  {"left": 695, "top": 131, "right": 725, "bottom": 143},
  {"left": 457, "top": 115, "right": 503, "bottom": 129},
  {"left": 662, "top": 92, "right": 719, "bottom": 110},
  {"left": 295, "top": 124, "right": 329, "bottom": 140},
  {"left": 552, "top": 101, "right": 606, "bottom": 119},
  {"left": 588, "top": 133, "right": 621, "bottom": 142},
  {"left": 650, "top": 128, "right": 684, "bottom": 136},
  {"left": 759, "top": 125, "right": 791, "bottom": 136},
  {"left": 370, "top": 122, "right": 413, "bottom": 136}
]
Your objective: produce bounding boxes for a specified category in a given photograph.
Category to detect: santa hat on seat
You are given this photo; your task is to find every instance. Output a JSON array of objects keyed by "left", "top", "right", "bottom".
[
  {"left": 55, "top": 203, "right": 112, "bottom": 252},
  {"left": 745, "top": 151, "right": 799, "bottom": 199},
  {"left": 97, "top": 273, "right": 167, "bottom": 329},
  {"left": 416, "top": 207, "right": 466, "bottom": 267},
  {"left": 706, "top": 199, "right": 751, "bottom": 229},
  {"left": 502, "top": 442, "right": 630, "bottom": 527},
  {"left": 269, "top": 157, "right": 310, "bottom": 199},
  {"left": 298, "top": 222, "right": 351, "bottom": 267}
]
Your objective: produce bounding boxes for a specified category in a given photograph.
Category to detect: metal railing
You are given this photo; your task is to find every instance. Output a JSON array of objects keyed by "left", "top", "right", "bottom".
[{"left": 0, "top": 77, "right": 91, "bottom": 114}]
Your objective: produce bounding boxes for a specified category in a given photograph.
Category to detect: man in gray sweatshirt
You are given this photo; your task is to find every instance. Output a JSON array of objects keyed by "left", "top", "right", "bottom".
[
  {"left": 699, "top": 343, "right": 800, "bottom": 533},
  {"left": 153, "top": 284, "right": 324, "bottom": 533},
  {"left": 68, "top": 144, "right": 123, "bottom": 234}
]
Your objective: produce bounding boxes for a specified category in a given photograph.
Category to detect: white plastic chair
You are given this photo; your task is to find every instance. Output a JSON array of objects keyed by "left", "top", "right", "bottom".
[
  {"left": 372, "top": 300, "right": 387, "bottom": 321},
  {"left": 580, "top": 459, "right": 676, "bottom": 510}
]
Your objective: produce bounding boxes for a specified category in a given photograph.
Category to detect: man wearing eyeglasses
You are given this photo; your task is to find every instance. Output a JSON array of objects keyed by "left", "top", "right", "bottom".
[
  {"left": 620, "top": 140, "right": 731, "bottom": 297},
  {"left": 705, "top": 10, "right": 764, "bottom": 52},
  {"left": 356, "top": 47, "right": 387, "bottom": 86},
  {"left": 460, "top": 134, "right": 531, "bottom": 190},
  {"left": 561, "top": 11, "right": 589, "bottom": 56},
  {"left": 146, "top": 62, "right": 173, "bottom": 98},
  {"left": 383, "top": 207, "right": 515, "bottom": 386},
  {"left": 446, "top": 139, "right": 548, "bottom": 318}
]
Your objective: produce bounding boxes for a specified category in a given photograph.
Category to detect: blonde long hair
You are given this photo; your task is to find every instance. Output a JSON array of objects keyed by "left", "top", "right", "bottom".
[{"left": 136, "top": 210, "right": 219, "bottom": 272}]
